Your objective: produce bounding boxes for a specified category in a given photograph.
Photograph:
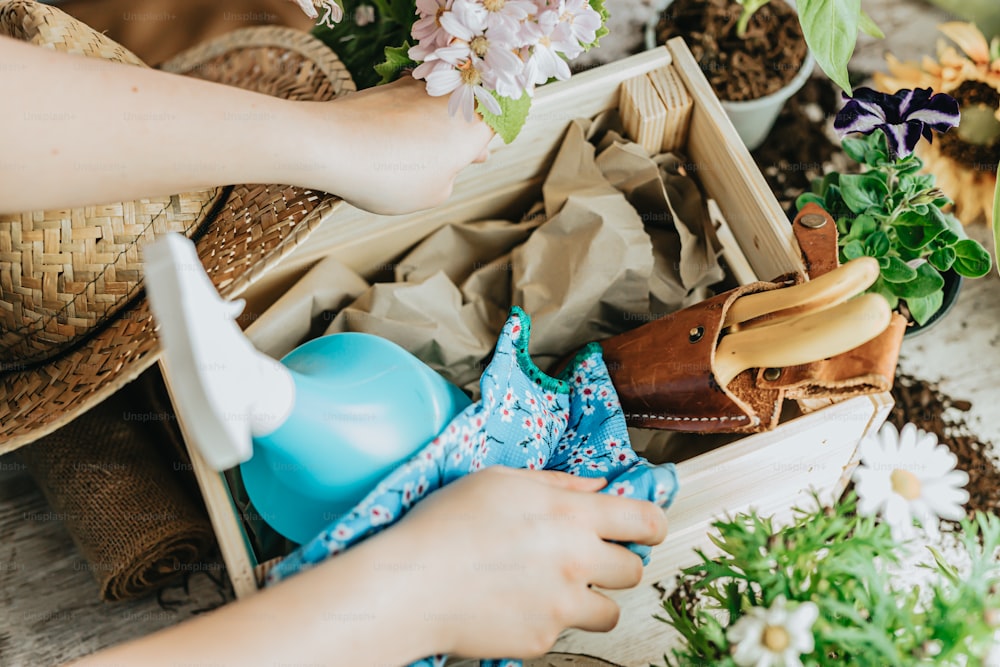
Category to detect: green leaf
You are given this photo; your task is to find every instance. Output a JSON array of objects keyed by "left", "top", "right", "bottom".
[
  {"left": 584, "top": 0, "right": 610, "bottom": 50},
  {"left": 841, "top": 137, "right": 869, "bottom": 164},
  {"left": 869, "top": 276, "right": 899, "bottom": 310},
  {"left": 938, "top": 229, "right": 961, "bottom": 246},
  {"left": 865, "top": 230, "right": 890, "bottom": 257},
  {"left": 824, "top": 185, "right": 846, "bottom": 215},
  {"left": 842, "top": 239, "right": 865, "bottom": 261},
  {"left": 858, "top": 9, "right": 884, "bottom": 38},
  {"left": 478, "top": 91, "right": 532, "bottom": 144},
  {"left": 893, "top": 208, "right": 947, "bottom": 250},
  {"left": 993, "top": 160, "right": 1000, "bottom": 277},
  {"left": 905, "top": 290, "right": 945, "bottom": 326},
  {"left": 890, "top": 262, "right": 945, "bottom": 299},
  {"left": 798, "top": 0, "right": 862, "bottom": 94},
  {"left": 841, "top": 213, "right": 877, "bottom": 243},
  {"left": 953, "top": 238, "right": 992, "bottom": 278},
  {"left": 880, "top": 256, "right": 918, "bottom": 283},
  {"left": 928, "top": 247, "right": 956, "bottom": 272},
  {"left": 894, "top": 225, "right": 926, "bottom": 250},
  {"left": 375, "top": 43, "right": 416, "bottom": 85},
  {"left": 795, "top": 192, "right": 826, "bottom": 210},
  {"left": 839, "top": 173, "right": 888, "bottom": 214}
]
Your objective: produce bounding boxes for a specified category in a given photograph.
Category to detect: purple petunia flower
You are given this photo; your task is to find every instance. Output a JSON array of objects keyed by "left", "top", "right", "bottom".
[{"left": 834, "top": 87, "right": 960, "bottom": 159}]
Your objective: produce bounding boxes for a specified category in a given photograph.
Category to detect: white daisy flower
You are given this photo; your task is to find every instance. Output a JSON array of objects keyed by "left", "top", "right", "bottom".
[
  {"left": 439, "top": 0, "right": 487, "bottom": 41},
  {"left": 558, "top": 0, "right": 601, "bottom": 46},
  {"left": 481, "top": 0, "right": 537, "bottom": 45},
  {"left": 521, "top": 10, "right": 572, "bottom": 83},
  {"left": 727, "top": 596, "right": 818, "bottom": 667},
  {"left": 853, "top": 422, "right": 970, "bottom": 541}
]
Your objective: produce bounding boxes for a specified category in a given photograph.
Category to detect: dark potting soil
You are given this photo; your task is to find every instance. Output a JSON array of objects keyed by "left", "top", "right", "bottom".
[
  {"left": 750, "top": 76, "right": 846, "bottom": 211},
  {"left": 889, "top": 373, "right": 1000, "bottom": 518},
  {"left": 654, "top": 0, "right": 808, "bottom": 102}
]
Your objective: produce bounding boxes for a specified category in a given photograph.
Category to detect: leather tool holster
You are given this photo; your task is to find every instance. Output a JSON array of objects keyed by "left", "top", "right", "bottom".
[
  {"left": 757, "top": 204, "right": 907, "bottom": 403},
  {"left": 601, "top": 203, "right": 905, "bottom": 434}
]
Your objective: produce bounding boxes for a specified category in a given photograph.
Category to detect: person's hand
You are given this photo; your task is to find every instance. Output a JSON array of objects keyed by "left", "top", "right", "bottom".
[
  {"left": 301, "top": 76, "right": 495, "bottom": 215},
  {"left": 384, "top": 466, "right": 669, "bottom": 659}
]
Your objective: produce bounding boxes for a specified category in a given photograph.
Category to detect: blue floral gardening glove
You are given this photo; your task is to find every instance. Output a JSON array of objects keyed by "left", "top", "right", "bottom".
[{"left": 266, "top": 307, "right": 679, "bottom": 667}]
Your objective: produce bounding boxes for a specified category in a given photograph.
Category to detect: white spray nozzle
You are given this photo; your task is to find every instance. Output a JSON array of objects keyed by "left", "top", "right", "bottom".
[{"left": 145, "top": 234, "right": 294, "bottom": 471}]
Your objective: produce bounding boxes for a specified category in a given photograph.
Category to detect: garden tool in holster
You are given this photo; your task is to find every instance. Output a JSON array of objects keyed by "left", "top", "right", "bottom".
[{"left": 601, "top": 203, "right": 906, "bottom": 434}]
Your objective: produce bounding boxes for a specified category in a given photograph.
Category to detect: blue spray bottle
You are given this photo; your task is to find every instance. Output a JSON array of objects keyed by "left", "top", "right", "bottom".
[{"left": 144, "top": 234, "right": 471, "bottom": 544}]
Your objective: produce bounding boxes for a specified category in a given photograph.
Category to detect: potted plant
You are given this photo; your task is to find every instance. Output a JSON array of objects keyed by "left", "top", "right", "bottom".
[
  {"left": 797, "top": 86, "right": 992, "bottom": 334},
  {"left": 648, "top": 0, "right": 882, "bottom": 150},
  {"left": 658, "top": 422, "right": 1000, "bottom": 666}
]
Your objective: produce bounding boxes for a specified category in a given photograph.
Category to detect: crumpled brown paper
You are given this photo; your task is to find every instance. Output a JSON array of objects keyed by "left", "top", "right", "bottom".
[{"left": 249, "top": 115, "right": 725, "bottom": 399}]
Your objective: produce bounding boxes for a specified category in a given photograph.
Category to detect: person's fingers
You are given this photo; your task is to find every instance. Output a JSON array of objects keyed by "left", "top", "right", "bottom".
[
  {"left": 584, "top": 541, "right": 645, "bottom": 590},
  {"left": 568, "top": 589, "right": 622, "bottom": 633},
  {"left": 587, "top": 495, "right": 668, "bottom": 546},
  {"left": 473, "top": 146, "right": 490, "bottom": 163},
  {"left": 519, "top": 468, "right": 607, "bottom": 492}
]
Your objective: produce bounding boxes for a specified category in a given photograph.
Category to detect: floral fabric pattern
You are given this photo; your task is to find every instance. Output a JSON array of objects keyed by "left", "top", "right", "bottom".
[{"left": 266, "top": 306, "right": 678, "bottom": 667}]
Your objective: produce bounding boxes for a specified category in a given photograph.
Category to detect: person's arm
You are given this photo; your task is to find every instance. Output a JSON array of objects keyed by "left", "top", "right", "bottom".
[
  {"left": 69, "top": 468, "right": 669, "bottom": 666},
  {"left": 0, "top": 35, "right": 492, "bottom": 215}
]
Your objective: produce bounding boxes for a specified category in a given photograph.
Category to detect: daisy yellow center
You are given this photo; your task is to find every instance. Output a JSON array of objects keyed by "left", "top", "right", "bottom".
[
  {"left": 762, "top": 625, "right": 791, "bottom": 652},
  {"left": 483, "top": 0, "right": 505, "bottom": 11},
  {"left": 891, "top": 468, "right": 922, "bottom": 501},
  {"left": 470, "top": 36, "right": 489, "bottom": 57},
  {"left": 460, "top": 62, "right": 482, "bottom": 86}
]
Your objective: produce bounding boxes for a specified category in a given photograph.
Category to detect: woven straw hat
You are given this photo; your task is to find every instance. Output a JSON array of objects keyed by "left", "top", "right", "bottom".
[{"left": 0, "top": 0, "right": 355, "bottom": 452}]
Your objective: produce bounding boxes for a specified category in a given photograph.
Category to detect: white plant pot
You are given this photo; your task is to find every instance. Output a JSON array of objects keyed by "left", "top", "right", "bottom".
[{"left": 645, "top": 6, "right": 816, "bottom": 151}]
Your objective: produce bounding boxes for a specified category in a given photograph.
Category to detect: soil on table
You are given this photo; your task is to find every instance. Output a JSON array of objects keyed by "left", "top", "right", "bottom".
[
  {"left": 890, "top": 373, "right": 1000, "bottom": 518},
  {"left": 654, "top": 0, "right": 808, "bottom": 102}
]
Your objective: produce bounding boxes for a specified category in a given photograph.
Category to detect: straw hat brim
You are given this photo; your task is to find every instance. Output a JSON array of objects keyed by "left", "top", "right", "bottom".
[{"left": 0, "top": 26, "right": 356, "bottom": 453}]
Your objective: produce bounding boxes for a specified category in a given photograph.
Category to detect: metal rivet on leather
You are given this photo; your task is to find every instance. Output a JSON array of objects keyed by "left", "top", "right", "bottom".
[
  {"left": 688, "top": 326, "right": 704, "bottom": 343},
  {"left": 763, "top": 367, "right": 782, "bottom": 381},
  {"left": 800, "top": 213, "right": 827, "bottom": 229}
]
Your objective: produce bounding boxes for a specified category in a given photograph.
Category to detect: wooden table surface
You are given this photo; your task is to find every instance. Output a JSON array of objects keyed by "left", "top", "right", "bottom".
[{"left": 2, "top": 1, "right": 996, "bottom": 665}]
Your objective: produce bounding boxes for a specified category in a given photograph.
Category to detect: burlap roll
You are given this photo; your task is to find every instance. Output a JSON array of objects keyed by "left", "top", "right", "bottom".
[{"left": 18, "top": 370, "right": 214, "bottom": 601}]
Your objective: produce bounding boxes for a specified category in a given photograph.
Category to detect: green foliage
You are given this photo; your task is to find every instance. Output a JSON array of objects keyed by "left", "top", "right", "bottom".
[
  {"left": 797, "top": 0, "right": 861, "bottom": 94},
  {"left": 477, "top": 91, "right": 533, "bottom": 144},
  {"left": 797, "top": 131, "right": 992, "bottom": 326},
  {"left": 312, "top": 0, "right": 416, "bottom": 89},
  {"left": 658, "top": 494, "right": 1000, "bottom": 666},
  {"left": 375, "top": 43, "right": 416, "bottom": 85},
  {"left": 734, "top": 0, "right": 877, "bottom": 94}
]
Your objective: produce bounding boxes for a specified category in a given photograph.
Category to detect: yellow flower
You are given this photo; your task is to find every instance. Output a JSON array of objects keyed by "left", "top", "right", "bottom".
[{"left": 875, "top": 23, "right": 1000, "bottom": 225}]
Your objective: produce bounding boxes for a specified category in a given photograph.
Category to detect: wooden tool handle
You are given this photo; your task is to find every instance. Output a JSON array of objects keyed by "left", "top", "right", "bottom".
[
  {"left": 723, "top": 257, "right": 880, "bottom": 330},
  {"left": 714, "top": 292, "right": 892, "bottom": 387}
]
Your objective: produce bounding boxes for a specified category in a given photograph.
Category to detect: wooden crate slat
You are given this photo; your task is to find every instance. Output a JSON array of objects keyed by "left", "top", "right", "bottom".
[{"left": 666, "top": 37, "right": 805, "bottom": 283}]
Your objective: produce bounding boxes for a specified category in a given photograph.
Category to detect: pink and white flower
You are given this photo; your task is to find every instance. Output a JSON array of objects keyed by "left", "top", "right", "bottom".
[
  {"left": 411, "top": 0, "right": 454, "bottom": 50},
  {"left": 558, "top": 0, "right": 601, "bottom": 46}
]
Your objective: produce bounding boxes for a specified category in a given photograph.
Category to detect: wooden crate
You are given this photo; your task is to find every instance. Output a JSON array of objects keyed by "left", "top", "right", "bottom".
[{"left": 162, "top": 38, "right": 892, "bottom": 666}]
